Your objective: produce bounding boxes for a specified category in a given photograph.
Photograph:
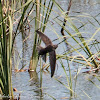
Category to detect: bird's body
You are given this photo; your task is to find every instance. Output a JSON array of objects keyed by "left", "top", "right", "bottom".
[
  {"left": 36, "top": 30, "right": 58, "bottom": 77},
  {"left": 37, "top": 45, "right": 57, "bottom": 55}
]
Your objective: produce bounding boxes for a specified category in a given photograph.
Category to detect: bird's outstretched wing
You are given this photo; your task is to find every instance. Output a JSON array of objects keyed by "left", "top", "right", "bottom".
[
  {"left": 36, "top": 30, "right": 52, "bottom": 46},
  {"left": 49, "top": 50, "right": 56, "bottom": 77}
]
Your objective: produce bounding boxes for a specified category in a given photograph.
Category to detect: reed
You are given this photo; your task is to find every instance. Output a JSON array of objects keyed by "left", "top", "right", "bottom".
[
  {"left": 0, "top": 0, "right": 14, "bottom": 99},
  {"left": 29, "top": 0, "right": 54, "bottom": 71},
  {"left": 54, "top": 58, "right": 74, "bottom": 98},
  {"left": 50, "top": 1, "right": 100, "bottom": 99},
  {"left": 0, "top": 0, "right": 33, "bottom": 99},
  {"left": 54, "top": 12, "right": 99, "bottom": 69}
]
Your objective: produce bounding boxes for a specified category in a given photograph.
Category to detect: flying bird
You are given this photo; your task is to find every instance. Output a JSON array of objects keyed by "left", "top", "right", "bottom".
[{"left": 36, "top": 29, "right": 58, "bottom": 77}]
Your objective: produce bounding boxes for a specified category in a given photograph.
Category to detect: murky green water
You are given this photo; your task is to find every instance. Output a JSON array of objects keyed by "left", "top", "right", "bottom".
[{"left": 12, "top": 0, "right": 100, "bottom": 100}]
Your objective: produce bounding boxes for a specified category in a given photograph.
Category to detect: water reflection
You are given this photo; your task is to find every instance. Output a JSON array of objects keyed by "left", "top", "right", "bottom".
[
  {"left": 29, "top": 71, "right": 43, "bottom": 100},
  {"left": 29, "top": 71, "right": 39, "bottom": 86},
  {"left": 74, "top": 73, "right": 100, "bottom": 100}
]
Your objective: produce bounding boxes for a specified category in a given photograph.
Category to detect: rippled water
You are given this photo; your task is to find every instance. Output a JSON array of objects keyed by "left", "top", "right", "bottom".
[{"left": 12, "top": 0, "right": 100, "bottom": 100}]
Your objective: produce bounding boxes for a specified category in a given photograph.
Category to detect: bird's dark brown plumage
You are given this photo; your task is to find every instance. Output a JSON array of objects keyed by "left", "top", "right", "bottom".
[
  {"left": 36, "top": 29, "right": 58, "bottom": 77},
  {"left": 36, "top": 30, "right": 53, "bottom": 46},
  {"left": 49, "top": 51, "right": 56, "bottom": 77}
]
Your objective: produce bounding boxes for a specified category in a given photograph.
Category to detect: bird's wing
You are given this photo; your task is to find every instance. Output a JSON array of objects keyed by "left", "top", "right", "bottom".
[
  {"left": 49, "top": 50, "right": 56, "bottom": 77},
  {"left": 36, "top": 30, "right": 52, "bottom": 46}
]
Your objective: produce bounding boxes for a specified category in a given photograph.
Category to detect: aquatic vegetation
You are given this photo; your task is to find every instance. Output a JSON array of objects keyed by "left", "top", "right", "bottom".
[{"left": 0, "top": 0, "right": 100, "bottom": 99}]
